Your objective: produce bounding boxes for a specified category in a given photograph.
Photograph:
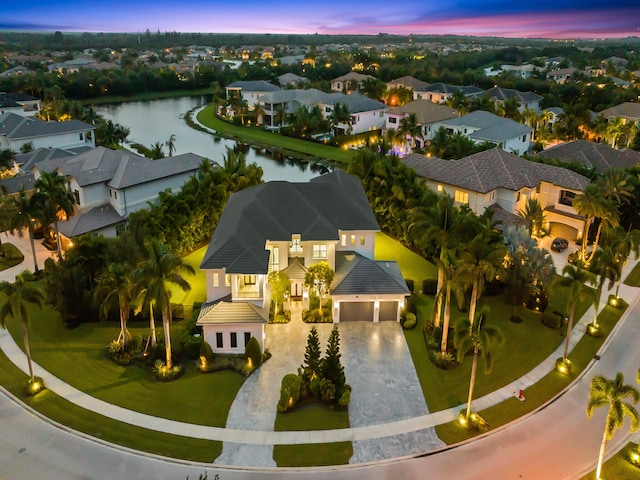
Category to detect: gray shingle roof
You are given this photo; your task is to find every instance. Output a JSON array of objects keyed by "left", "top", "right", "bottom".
[
  {"left": 415, "top": 82, "right": 482, "bottom": 96},
  {"left": 599, "top": 102, "right": 640, "bottom": 121},
  {"left": 468, "top": 86, "right": 543, "bottom": 104},
  {"left": 108, "top": 152, "right": 206, "bottom": 189},
  {"left": 387, "top": 76, "right": 430, "bottom": 90},
  {"left": 16, "top": 146, "right": 79, "bottom": 171},
  {"left": 200, "top": 170, "right": 380, "bottom": 274},
  {"left": 441, "top": 110, "right": 531, "bottom": 143},
  {"left": 226, "top": 80, "right": 281, "bottom": 92},
  {"left": 57, "top": 203, "right": 124, "bottom": 238},
  {"left": 258, "top": 89, "right": 385, "bottom": 114},
  {"left": 0, "top": 173, "right": 35, "bottom": 194},
  {"left": 402, "top": 148, "right": 589, "bottom": 193},
  {"left": 386, "top": 100, "right": 458, "bottom": 124},
  {"left": 196, "top": 301, "right": 267, "bottom": 325},
  {"left": 0, "top": 113, "right": 94, "bottom": 140},
  {"left": 536, "top": 140, "right": 640, "bottom": 174},
  {"left": 332, "top": 251, "right": 409, "bottom": 295}
]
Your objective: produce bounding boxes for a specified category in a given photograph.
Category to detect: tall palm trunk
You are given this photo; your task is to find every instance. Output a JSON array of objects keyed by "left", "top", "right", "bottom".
[
  {"left": 593, "top": 284, "right": 603, "bottom": 328},
  {"left": 28, "top": 226, "right": 39, "bottom": 272},
  {"left": 22, "top": 324, "right": 34, "bottom": 381},
  {"left": 563, "top": 306, "right": 575, "bottom": 362},
  {"left": 441, "top": 282, "right": 451, "bottom": 353},
  {"left": 465, "top": 345, "right": 480, "bottom": 421},
  {"left": 149, "top": 303, "right": 157, "bottom": 347},
  {"left": 54, "top": 219, "right": 62, "bottom": 257},
  {"left": 587, "top": 223, "right": 605, "bottom": 264},
  {"left": 118, "top": 306, "right": 128, "bottom": 348},
  {"left": 581, "top": 217, "right": 591, "bottom": 261},
  {"left": 595, "top": 417, "right": 609, "bottom": 480},
  {"left": 163, "top": 307, "right": 173, "bottom": 369},
  {"left": 468, "top": 279, "right": 479, "bottom": 333}
]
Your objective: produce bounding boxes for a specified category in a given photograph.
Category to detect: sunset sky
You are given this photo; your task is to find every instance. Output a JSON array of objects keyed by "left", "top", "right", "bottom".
[{"left": 2, "top": 0, "right": 639, "bottom": 39}]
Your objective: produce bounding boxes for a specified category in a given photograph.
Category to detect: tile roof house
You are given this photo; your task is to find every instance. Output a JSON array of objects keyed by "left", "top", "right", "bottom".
[
  {"left": 386, "top": 76, "right": 430, "bottom": 92},
  {"left": 467, "top": 87, "right": 543, "bottom": 113},
  {"left": 434, "top": 110, "right": 532, "bottom": 155},
  {"left": 385, "top": 99, "right": 459, "bottom": 153},
  {"left": 277, "top": 73, "right": 308, "bottom": 87},
  {"left": 31, "top": 147, "right": 208, "bottom": 247},
  {"left": 413, "top": 82, "right": 482, "bottom": 104},
  {"left": 536, "top": 140, "right": 640, "bottom": 174},
  {"left": 198, "top": 170, "right": 409, "bottom": 353},
  {"left": 0, "top": 92, "right": 40, "bottom": 117},
  {"left": 598, "top": 102, "right": 640, "bottom": 126},
  {"left": 225, "top": 80, "right": 281, "bottom": 109},
  {"left": 402, "top": 148, "right": 589, "bottom": 238},
  {"left": 258, "top": 88, "right": 387, "bottom": 134},
  {"left": 0, "top": 112, "right": 95, "bottom": 152},
  {"left": 330, "top": 72, "right": 376, "bottom": 94}
]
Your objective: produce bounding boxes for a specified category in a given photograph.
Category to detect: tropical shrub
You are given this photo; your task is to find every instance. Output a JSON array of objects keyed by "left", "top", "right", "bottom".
[
  {"left": 277, "top": 374, "right": 302, "bottom": 413},
  {"left": 199, "top": 341, "right": 214, "bottom": 363},
  {"left": 402, "top": 312, "right": 417, "bottom": 330},
  {"left": 245, "top": 337, "right": 262, "bottom": 368},
  {"left": 151, "top": 359, "right": 183, "bottom": 381}
]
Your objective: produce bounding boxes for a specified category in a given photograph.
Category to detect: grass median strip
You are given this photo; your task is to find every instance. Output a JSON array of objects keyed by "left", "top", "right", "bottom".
[
  {"left": 0, "top": 348, "right": 222, "bottom": 462},
  {"left": 273, "top": 404, "right": 352, "bottom": 466}
]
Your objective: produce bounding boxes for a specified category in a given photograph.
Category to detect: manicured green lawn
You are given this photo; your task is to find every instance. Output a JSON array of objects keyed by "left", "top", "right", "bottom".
[
  {"left": 273, "top": 404, "right": 352, "bottom": 466},
  {"left": 5, "top": 300, "right": 244, "bottom": 428},
  {"left": 374, "top": 232, "right": 437, "bottom": 288},
  {"left": 0, "top": 243, "right": 24, "bottom": 271},
  {"left": 405, "top": 275, "right": 594, "bottom": 414},
  {"left": 624, "top": 262, "right": 640, "bottom": 287},
  {"left": 433, "top": 303, "right": 626, "bottom": 444},
  {"left": 167, "top": 245, "right": 208, "bottom": 317},
  {"left": 0, "top": 347, "right": 222, "bottom": 461},
  {"left": 580, "top": 442, "right": 640, "bottom": 480},
  {"left": 196, "top": 106, "right": 356, "bottom": 165}
]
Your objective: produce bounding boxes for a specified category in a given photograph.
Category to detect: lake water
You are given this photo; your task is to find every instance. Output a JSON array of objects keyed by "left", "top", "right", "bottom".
[{"left": 96, "top": 96, "right": 327, "bottom": 182}]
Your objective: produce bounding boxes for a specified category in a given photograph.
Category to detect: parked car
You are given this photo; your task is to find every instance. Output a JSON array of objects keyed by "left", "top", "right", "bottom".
[{"left": 551, "top": 237, "right": 569, "bottom": 252}]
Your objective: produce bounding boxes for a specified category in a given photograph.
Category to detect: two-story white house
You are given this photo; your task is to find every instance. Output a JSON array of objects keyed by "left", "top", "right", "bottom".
[
  {"left": 467, "top": 87, "right": 543, "bottom": 113},
  {"left": 0, "top": 112, "right": 95, "bottom": 152},
  {"left": 330, "top": 72, "right": 375, "bottom": 94},
  {"left": 402, "top": 148, "right": 589, "bottom": 239},
  {"left": 434, "top": 110, "right": 532, "bottom": 155},
  {"left": 31, "top": 147, "right": 207, "bottom": 245},
  {"left": 258, "top": 88, "right": 387, "bottom": 134},
  {"left": 225, "top": 80, "right": 281, "bottom": 109},
  {"left": 197, "top": 170, "right": 409, "bottom": 353},
  {"left": 413, "top": 83, "right": 482, "bottom": 103}
]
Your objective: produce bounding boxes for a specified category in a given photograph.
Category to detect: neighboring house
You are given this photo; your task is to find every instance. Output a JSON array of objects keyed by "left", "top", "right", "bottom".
[
  {"left": 402, "top": 148, "right": 589, "bottom": 238},
  {"left": 277, "top": 73, "right": 307, "bottom": 88},
  {"left": 467, "top": 87, "right": 543, "bottom": 113},
  {"left": 547, "top": 68, "right": 582, "bottom": 83},
  {"left": 0, "top": 93, "right": 40, "bottom": 117},
  {"left": 225, "top": 80, "right": 281, "bottom": 109},
  {"left": 386, "top": 76, "right": 430, "bottom": 92},
  {"left": 543, "top": 107, "right": 564, "bottom": 132},
  {"left": 197, "top": 170, "right": 409, "bottom": 353},
  {"left": 434, "top": 110, "right": 531, "bottom": 154},
  {"left": 330, "top": 72, "right": 375, "bottom": 93},
  {"left": 47, "top": 58, "right": 97, "bottom": 74},
  {"left": 598, "top": 102, "right": 640, "bottom": 126},
  {"left": 0, "top": 112, "right": 95, "bottom": 152},
  {"left": 484, "top": 64, "right": 539, "bottom": 79},
  {"left": 31, "top": 147, "right": 208, "bottom": 246},
  {"left": 413, "top": 82, "right": 482, "bottom": 103},
  {"left": 277, "top": 54, "right": 306, "bottom": 66},
  {"left": 0, "top": 66, "right": 33, "bottom": 78},
  {"left": 384, "top": 99, "right": 459, "bottom": 152},
  {"left": 258, "top": 88, "right": 387, "bottom": 134},
  {"left": 536, "top": 140, "right": 640, "bottom": 174}
]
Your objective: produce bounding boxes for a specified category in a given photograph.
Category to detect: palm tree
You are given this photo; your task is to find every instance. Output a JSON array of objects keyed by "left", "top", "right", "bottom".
[
  {"left": 149, "top": 142, "right": 165, "bottom": 159},
  {"left": 457, "top": 232, "right": 506, "bottom": 332},
  {"left": 8, "top": 186, "right": 42, "bottom": 272},
  {"left": 274, "top": 104, "right": 287, "bottom": 128},
  {"left": 399, "top": 112, "right": 423, "bottom": 153},
  {"left": 0, "top": 273, "right": 46, "bottom": 382},
  {"left": 454, "top": 305, "right": 504, "bottom": 423},
  {"left": 573, "top": 182, "right": 616, "bottom": 263},
  {"left": 134, "top": 240, "right": 193, "bottom": 369},
  {"left": 605, "top": 226, "right": 640, "bottom": 299},
  {"left": 0, "top": 149, "right": 16, "bottom": 170},
  {"left": 557, "top": 262, "right": 597, "bottom": 366},
  {"left": 515, "top": 197, "right": 546, "bottom": 238},
  {"left": 606, "top": 118, "right": 627, "bottom": 149},
  {"left": 586, "top": 373, "right": 640, "bottom": 480},
  {"left": 445, "top": 90, "right": 467, "bottom": 115},
  {"left": 94, "top": 263, "right": 134, "bottom": 347},
  {"left": 427, "top": 127, "right": 449, "bottom": 158},
  {"left": 165, "top": 134, "right": 177, "bottom": 157},
  {"left": 34, "top": 171, "right": 75, "bottom": 258},
  {"left": 588, "top": 248, "right": 620, "bottom": 331}
]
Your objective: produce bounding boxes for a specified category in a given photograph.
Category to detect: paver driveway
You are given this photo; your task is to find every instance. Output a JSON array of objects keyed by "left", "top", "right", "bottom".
[{"left": 215, "top": 304, "right": 443, "bottom": 466}]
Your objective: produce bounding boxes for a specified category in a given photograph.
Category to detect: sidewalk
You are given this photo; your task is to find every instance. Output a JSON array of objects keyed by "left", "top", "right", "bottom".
[
  {"left": 1, "top": 232, "right": 639, "bottom": 461},
  {"left": 0, "top": 230, "right": 56, "bottom": 282}
]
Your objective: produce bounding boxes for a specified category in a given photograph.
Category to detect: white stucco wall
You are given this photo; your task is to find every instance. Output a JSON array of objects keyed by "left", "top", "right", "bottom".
[
  {"left": 202, "top": 323, "right": 264, "bottom": 354},
  {"left": 335, "top": 230, "right": 376, "bottom": 259},
  {"left": 348, "top": 109, "right": 387, "bottom": 134},
  {"left": 7, "top": 130, "right": 94, "bottom": 152}
]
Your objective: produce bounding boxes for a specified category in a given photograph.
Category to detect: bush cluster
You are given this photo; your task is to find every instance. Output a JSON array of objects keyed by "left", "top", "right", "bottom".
[
  {"left": 302, "top": 296, "right": 333, "bottom": 323},
  {"left": 277, "top": 326, "right": 350, "bottom": 413}
]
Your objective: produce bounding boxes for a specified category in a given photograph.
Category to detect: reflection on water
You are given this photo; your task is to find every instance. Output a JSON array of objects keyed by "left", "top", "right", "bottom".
[{"left": 96, "top": 96, "right": 330, "bottom": 182}]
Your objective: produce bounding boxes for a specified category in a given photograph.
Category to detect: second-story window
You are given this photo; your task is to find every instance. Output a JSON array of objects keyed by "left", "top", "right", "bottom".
[
  {"left": 290, "top": 234, "right": 302, "bottom": 253},
  {"left": 313, "top": 244, "right": 327, "bottom": 259}
]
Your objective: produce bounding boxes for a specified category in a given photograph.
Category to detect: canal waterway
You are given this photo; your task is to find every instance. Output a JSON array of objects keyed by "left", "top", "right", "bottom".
[{"left": 96, "top": 96, "right": 329, "bottom": 182}]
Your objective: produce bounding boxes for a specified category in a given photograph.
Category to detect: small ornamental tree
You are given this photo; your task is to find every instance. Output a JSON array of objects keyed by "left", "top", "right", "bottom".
[
  {"left": 268, "top": 270, "right": 290, "bottom": 316},
  {"left": 321, "top": 325, "right": 345, "bottom": 389},
  {"left": 304, "top": 261, "right": 334, "bottom": 312},
  {"left": 245, "top": 336, "right": 262, "bottom": 368},
  {"left": 302, "top": 327, "right": 322, "bottom": 381}
]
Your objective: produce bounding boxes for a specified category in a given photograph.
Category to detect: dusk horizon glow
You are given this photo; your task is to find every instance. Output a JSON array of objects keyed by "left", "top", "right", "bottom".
[{"left": 2, "top": 1, "right": 640, "bottom": 40}]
